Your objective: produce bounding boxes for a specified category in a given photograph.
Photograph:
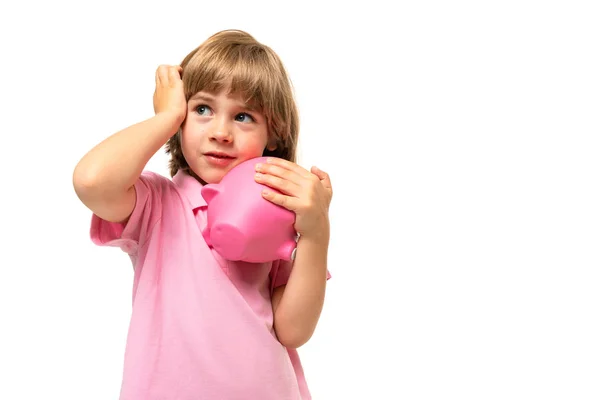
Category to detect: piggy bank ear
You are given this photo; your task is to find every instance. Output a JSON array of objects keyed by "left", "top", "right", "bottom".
[{"left": 201, "top": 184, "right": 221, "bottom": 203}]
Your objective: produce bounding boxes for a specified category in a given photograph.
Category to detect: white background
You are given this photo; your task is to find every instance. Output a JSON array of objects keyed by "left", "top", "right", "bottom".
[{"left": 1, "top": 1, "right": 599, "bottom": 399}]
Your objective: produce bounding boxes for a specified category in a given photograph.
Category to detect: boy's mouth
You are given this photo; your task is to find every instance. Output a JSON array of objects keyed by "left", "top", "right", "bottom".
[
  {"left": 205, "top": 151, "right": 235, "bottom": 159},
  {"left": 204, "top": 152, "right": 237, "bottom": 167}
]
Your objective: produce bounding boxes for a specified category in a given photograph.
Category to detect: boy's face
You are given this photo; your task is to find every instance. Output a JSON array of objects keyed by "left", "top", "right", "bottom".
[{"left": 181, "top": 88, "right": 274, "bottom": 184}]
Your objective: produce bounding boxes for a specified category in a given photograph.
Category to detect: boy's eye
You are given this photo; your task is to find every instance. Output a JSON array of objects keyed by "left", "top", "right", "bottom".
[
  {"left": 235, "top": 113, "right": 254, "bottom": 123},
  {"left": 195, "top": 105, "right": 211, "bottom": 115}
]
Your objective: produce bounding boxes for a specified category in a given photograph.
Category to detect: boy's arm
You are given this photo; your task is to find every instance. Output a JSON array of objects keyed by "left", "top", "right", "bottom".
[
  {"left": 271, "top": 233, "right": 329, "bottom": 349},
  {"left": 255, "top": 157, "right": 333, "bottom": 349},
  {"left": 73, "top": 65, "right": 186, "bottom": 223}
]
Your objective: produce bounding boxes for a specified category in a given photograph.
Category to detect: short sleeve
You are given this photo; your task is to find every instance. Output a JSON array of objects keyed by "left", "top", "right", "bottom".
[
  {"left": 269, "top": 259, "right": 332, "bottom": 293},
  {"left": 90, "top": 171, "right": 166, "bottom": 255}
]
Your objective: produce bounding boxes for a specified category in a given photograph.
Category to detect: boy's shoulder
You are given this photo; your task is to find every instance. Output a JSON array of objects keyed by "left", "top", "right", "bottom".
[
  {"left": 140, "top": 169, "right": 172, "bottom": 182},
  {"left": 134, "top": 170, "right": 184, "bottom": 208},
  {"left": 139, "top": 170, "right": 178, "bottom": 191},
  {"left": 139, "top": 169, "right": 201, "bottom": 209}
]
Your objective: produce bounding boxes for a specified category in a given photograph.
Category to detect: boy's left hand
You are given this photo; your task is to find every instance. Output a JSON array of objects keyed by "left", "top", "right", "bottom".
[{"left": 254, "top": 158, "right": 333, "bottom": 240}]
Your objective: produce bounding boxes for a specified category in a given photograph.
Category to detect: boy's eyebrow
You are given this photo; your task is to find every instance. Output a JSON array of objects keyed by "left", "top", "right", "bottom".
[
  {"left": 189, "top": 93, "right": 215, "bottom": 102},
  {"left": 189, "top": 92, "right": 260, "bottom": 112}
]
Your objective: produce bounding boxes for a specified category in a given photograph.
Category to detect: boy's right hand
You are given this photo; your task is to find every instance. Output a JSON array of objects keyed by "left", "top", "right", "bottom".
[{"left": 153, "top": 65, "right": 187, "bottom": 125}]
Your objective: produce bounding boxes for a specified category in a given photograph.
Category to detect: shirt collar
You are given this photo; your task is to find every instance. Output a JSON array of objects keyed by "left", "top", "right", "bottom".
[{"left": 173, "top": 170, "right": 207, "bottom": 210}]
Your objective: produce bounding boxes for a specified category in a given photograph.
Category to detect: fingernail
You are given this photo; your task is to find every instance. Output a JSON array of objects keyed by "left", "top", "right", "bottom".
[{"left": 255, "top": 163, "right": 262, "bottom": 171}]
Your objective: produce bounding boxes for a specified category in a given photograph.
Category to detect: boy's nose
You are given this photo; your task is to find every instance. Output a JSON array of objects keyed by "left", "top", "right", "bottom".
[
  {"left": 210, "top": 119, "right": 232, "bottom": 142},
  {"left": 211, "top": 130, "right": 232, "bottom": 142}
]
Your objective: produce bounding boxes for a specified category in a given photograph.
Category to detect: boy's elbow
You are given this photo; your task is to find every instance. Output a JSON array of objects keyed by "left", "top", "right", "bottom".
[
  {"left": 274, "top": 320, "right": 315, "bottom": 349},
  {"left": 277, "top": 332, "right": 311, "bottom": 349},
  {"left": 73, "top": 163, "right": 99, "bottom": 199}
]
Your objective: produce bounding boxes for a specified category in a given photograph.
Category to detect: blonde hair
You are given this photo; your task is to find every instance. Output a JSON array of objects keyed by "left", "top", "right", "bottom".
[{"left": 166, "top": 30, "right": 299, "bottom": 177}]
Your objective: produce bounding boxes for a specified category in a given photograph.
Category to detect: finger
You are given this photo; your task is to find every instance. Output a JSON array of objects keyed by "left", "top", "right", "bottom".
[
  {"left": 255, "top": 172, "right": 301, "bottom": 197},
  {"left": 168, "top": 66, "right": 182, "bottom": 85},
  {"left": 310, "top": 166, "right": 332, "bottom": 189},
  {"left": 157, "top": 65, "right": 169, "bottom": 86},
  {"left": 264, "top": 157, "right": 312, "bottom": 178},
  {"left": 261, "top": 189, "right": 300, "bottom": 211},
  {"left": 255, "top": 162, "right": 305, "bottom": 186},
  {"left": 155, "top": 66, "right": 161, "bottom": 86}
]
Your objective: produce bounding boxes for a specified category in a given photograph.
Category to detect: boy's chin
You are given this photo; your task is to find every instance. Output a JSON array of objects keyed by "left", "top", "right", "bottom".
[
  {"left": 193, "top": 170, "right": 224, "bottom": 186},
  {"left": 181, "top": 166, "right": 213, "bottom": 186}
]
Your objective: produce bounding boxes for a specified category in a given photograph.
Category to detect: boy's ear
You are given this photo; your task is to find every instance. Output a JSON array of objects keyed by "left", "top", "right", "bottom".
[{"left": 266, "top": 138, "right": 277, "bottom": 151}]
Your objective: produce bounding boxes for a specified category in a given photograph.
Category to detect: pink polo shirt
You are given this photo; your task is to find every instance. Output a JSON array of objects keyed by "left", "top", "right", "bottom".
[{"left": 90, "top": 170, "right": 326, "bottom": 400}]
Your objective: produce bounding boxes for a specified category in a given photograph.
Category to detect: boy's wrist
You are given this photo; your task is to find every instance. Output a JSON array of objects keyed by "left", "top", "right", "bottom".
[
  {"left": 154, "top": 111, "right": 185, "bottom": 135},
  {"left": 298, "top": 227, "right": 330, "bottom": 247}
]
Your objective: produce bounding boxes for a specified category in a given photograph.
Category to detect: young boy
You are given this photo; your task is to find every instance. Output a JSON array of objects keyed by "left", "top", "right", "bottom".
[{"left": 73, "top": 29, "right": 332, "bottom": 399}]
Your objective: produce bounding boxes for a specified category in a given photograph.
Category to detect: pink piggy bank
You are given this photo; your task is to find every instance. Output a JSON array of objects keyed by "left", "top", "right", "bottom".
[{"left": 200, "top": 156, "right": 298, "bottom": 263}]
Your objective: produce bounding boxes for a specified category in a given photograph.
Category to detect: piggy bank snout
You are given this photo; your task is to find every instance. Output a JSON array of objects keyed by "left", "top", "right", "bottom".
[{"left": 209, "top": 223, "right": 247, "bottom": 261}]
